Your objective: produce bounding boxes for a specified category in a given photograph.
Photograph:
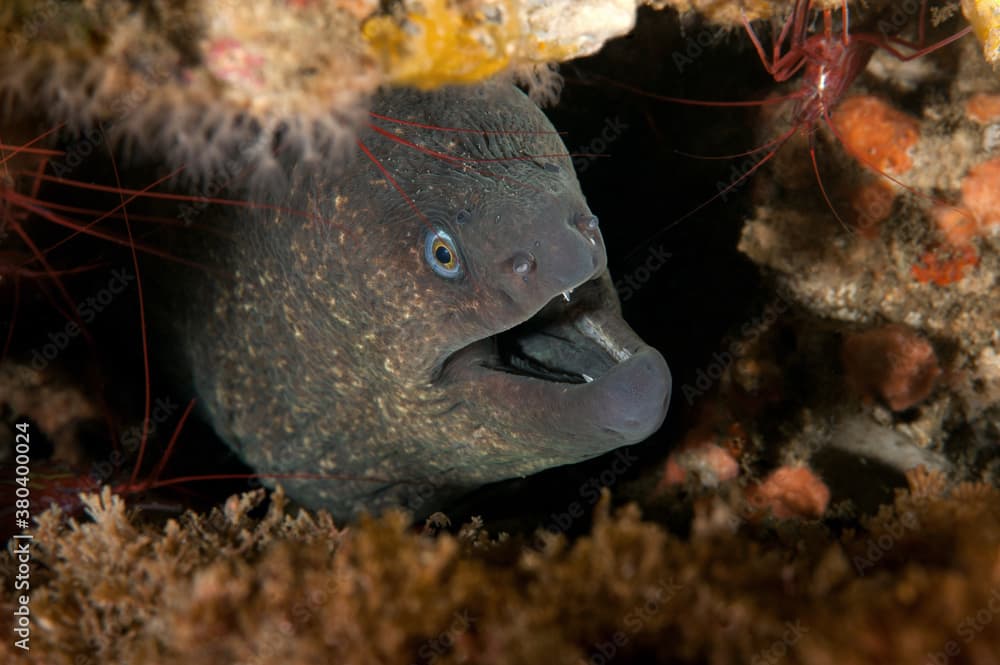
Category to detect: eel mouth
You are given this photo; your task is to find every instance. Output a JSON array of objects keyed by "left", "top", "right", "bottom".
[
  {"left": 490, "top": 278, "right": 632, "bottom": 385},
  {"left": 443, "top": 274, "right": 671, "bottom": 448}
]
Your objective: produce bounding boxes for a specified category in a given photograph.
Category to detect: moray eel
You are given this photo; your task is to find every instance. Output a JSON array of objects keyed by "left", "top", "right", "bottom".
[{"left": 166, "top": 82, "right": 670, "bottom": 518}]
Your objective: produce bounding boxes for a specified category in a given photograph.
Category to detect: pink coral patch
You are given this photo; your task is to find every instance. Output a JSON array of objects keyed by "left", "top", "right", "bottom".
[
  {"left": 660, "top": 441, "right": 739, "bottom": 490},
  {"left": 745, "top": 467, "right": 830, "bottom": 520},
  {"left": 961, "top": 156, "right": 1000, "bottom": 231}
]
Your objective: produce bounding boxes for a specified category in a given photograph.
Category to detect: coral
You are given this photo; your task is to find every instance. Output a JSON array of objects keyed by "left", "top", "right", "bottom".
[
  {"left": 362, "top": 0, "right": 521, "bottom": 88},
  {"left": 660, "top": 438, "right": 740, "bottom": 488},
  {"left": 911, "top": 243, "right": 981, "bottom": 285},
  {"left": 0, "top": 361, "right": 102, "bottom": 461},
  {"left": 831, "top": 96, "right": 921, "bottom": 175},
  {"left": 0, "top": 0, "right": 983, "bottom": 186},
  {"left": 0, "top": 0, "right": 650, "bottom": 178},
  {"left": 933, "top": 205, "right": 980, "bottom": 246},
  {"left": 848, "top": 176, "right": 897, "bottom": 237},
  {"left": 363, "top": 0, "right": 644, "bottom": 89},
  {"left": 737, "top": 28, "right": 1000, "bottom": 489},
  {"left": 965, "top": 92, "right": 1000, "bottom": 122},
  {"left": 654, "top": 404, "right": 754, "bottom": 493},
  {"left": 959, "top": 155, "right": 1000, "bottom": 231},
  {"left": 647, "top": 0, "right": 817, "bottom": 25},
  {"left": 1, "top": 0, "right": 382, "bottom": 178},
  {"left": 0, "top": 1, "right": 935, "bottom": 183},
  {"left": 925, "top": 154, "right": 1000, "bottom": 270},
  {"left": 1, "top": 4, "right": 998, "bottom": 663},
  {"left": 842, "top": 324, "right": 941, "bottom": 411},
  {"left": 2, "top": 474, "right": 997, "bottom": 665},
  {"left": 744, "top": 466, "right": 831, "bottom": 519}
]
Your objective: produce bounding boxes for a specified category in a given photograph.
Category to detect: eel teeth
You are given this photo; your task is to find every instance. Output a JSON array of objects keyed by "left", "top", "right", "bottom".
[
  {"left": 561, "top": 288, "right": 574, "bottom": 302},
  {"left": 581, "top": 373, "right": 594, "bottom": 383}
]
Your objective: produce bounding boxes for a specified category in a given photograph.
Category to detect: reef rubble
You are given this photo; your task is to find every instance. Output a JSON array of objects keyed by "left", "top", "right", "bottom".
[{"left": 1, "top": 473, "right": 998, "bottom": 665}]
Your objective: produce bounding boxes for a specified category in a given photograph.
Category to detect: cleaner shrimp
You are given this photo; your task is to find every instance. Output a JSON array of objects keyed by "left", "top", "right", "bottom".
[
  {"left": 734, "top": 0, "right": 973, "bottom": 229},
  {"left": 579, "top": 0, "right": 975, "bottom": 235}
]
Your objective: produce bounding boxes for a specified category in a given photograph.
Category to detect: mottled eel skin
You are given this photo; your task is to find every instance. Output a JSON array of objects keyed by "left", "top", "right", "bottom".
[{"left": 167, "top": 82, "right": 670, "bottom": 518}]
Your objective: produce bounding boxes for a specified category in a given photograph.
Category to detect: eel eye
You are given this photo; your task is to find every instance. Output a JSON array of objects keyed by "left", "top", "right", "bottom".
[{"left": 425, "top": 229, "right": 462, "bottom": 278}]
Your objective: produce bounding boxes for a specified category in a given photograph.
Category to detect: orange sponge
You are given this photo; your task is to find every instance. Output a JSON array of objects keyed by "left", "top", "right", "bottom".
[{"left": 832, "top": 96, "right": 920, "bottom": 175}]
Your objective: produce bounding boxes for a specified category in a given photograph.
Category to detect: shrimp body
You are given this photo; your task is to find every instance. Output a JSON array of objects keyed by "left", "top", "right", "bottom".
[{"left": 792, "top": 37, "right": 876, "bottom": 128}]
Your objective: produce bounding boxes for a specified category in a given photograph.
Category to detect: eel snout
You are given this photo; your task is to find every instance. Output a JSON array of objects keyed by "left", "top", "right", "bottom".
[{"left": 443, "top": 271, "right": 671, "bottom": 457}]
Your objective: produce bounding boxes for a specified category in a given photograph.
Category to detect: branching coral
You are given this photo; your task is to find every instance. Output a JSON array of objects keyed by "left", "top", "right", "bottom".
[{"left": 1, "top": 473, "right": 997, "bottom": 665}]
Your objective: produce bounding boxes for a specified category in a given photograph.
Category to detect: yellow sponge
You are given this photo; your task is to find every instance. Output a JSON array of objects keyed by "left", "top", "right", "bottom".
[{"left": 963, "top": 0, "right": 1000, "bottom": 66}]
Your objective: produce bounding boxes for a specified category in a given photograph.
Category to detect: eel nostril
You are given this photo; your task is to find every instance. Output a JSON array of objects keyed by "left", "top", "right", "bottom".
[
  {"left": 574, "top": 213, "right": 600, "bottom": 237},
  {"left": 511, "top": 251, "right": 536, "bottom": 275},
  {"left": 572, "top": 213, "right": 601, "bottom": 247}
]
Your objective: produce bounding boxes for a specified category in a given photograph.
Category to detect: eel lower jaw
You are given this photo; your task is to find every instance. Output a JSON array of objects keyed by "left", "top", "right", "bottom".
[{"left": 442, "top": 275, "right": 671, "bottom": 451}]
